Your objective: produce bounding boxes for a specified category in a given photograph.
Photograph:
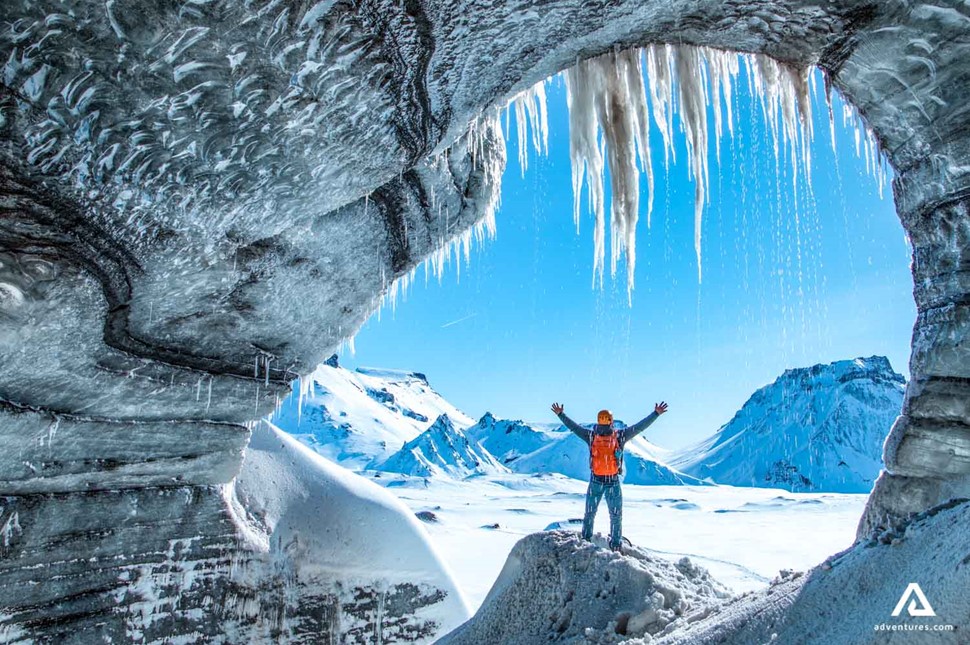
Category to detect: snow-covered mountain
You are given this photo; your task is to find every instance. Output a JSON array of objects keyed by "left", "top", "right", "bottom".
[
  {"left": 378, "top": 414, "right": 509, "bottom": 478},
  {"left": 275, "top": 356, "right": 903, "bottom": 492},
  {"left": 465, "top": 413, "right": 562, "bottom": 464},
  {"left": 273, "top": 361, "right": 699, "bottom": 485},
  {"left": 671, "top": 356, "right": 905, "bottom": 493},
  {"left": 271, "top": 355, "right": 474, "bottom": 469},
  {"left": 468, "top": 412, "right": 704, "bottom": 486}
]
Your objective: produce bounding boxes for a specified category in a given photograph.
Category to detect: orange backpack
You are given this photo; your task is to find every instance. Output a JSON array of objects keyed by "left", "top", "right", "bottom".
[{"left": 590, "top": 431, "right": 621, "bottom": 476}]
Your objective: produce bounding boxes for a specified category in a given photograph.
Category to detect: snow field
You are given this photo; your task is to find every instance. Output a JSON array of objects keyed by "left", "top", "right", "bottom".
[{"left": 367, "top": 472, "right": 867, "bottom": 612}]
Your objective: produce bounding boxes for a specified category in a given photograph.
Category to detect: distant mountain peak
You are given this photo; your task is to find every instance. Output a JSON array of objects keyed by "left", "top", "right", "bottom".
[
  {"left": 672, "top": 357, "right": 905, "bottom": 493},
  {"left": 478, "top": 411, "right": 497, "bottom": 424},
  {"left": 378, "top": 413, "right": 507, "bottom": 479},
  {"left": 355, "top": 366, "right": 430, "bottom": 385},
  {"left": 777, "top": 356, "right": 903, "bottom": 386},
  {"left": 426, "top": 413, "right": 458, "bottom": 435}
]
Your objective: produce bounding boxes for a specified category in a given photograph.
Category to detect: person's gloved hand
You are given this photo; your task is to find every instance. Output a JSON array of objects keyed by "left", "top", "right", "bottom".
[
  {"left": 551, "top": 402, "right": 564, "bottom": 415},
  {"left": 655, "top": 401, "right": 669, "bottom": 415}
]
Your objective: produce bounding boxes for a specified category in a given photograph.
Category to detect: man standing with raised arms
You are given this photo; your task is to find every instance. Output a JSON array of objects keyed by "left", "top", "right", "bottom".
[{"left": 551, "top": 401, "right": 669, "bottom": 552}]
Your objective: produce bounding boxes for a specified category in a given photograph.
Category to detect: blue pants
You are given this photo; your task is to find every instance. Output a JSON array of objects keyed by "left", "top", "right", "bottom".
[{"left": 581, "top": 478, "right": 622, "bottom": 548}]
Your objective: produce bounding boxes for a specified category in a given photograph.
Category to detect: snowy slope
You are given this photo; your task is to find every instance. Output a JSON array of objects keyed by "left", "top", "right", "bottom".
[
  {"left": 271, "top": 355, "right": 473, "bottom": 469},
  {"left": 652, "top": 499, "right": 970, "bottom": 645},
  {"left": 468, "top": 412, "right": 703, "bottom": 485},
  {"left": 671, "top": 356, "right": 905, "bottom": 493},
  {"left": 232, "top": 422, "right": 470, "bottom": 641},
  {"left": 378, "top": 414, "right": 509, "bottom": 478}
]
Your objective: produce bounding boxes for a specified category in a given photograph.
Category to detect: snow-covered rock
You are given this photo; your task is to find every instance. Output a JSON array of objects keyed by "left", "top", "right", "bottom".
[
  {"left": 672, "top": 357, "right": 905, "bottom": 493},
  {"left": 272, "top": 356, "right": 474, "bottom": 469},
  {"left": 378, "top": 414, "right": 508, "bottom": 478},
  {"left": 438, "top": 530, "right": 730, "bottom": 644},
  {"left": 651, "top": 498, "right": 970, "bottom": 645},
  {"left": 230, "top": 421, "right": 470, "bottom": 642}
]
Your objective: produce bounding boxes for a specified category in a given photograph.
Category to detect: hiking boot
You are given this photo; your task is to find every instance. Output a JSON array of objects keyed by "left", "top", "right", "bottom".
[{"left": 609, "top": 543, "right": 622, "bottom": 554}]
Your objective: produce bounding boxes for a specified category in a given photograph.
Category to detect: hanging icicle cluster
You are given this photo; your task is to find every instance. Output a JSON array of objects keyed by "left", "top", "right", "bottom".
[
  {"left": 376, "top": 108, "right": 507, "bottom": 318},
  {"left": 376, "top": 78, "right": 548, "bottom": 321},
  {"left": 564, "top": 45, "right": 821, "bottom": 289},
  {"left": 564, "top": 50, "right": 653, "bottom": 298}
]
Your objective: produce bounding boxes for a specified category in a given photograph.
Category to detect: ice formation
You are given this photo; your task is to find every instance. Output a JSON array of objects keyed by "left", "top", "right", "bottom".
[
  {"left": 564, "top": 50, "right": 652, "bottom": 296},
  {"left": 375, "top": 81, "right": 541, "bottom": 318},
  {"left": 509, "top": 81, "right": 549, "bottom": 176},
  {"left": 562, "top": 46, "right": 813, "bottom": 286},
  {"left": 374, "top": 44, "right": 887, "bottom": 306},
  {"left": 558, "top": 45, "right": 888, "bottom": 289}
]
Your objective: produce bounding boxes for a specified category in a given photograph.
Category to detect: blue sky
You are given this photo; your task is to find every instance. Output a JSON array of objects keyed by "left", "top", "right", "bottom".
[{"left": 338, "top": 68, "right": 914, "bottom": 451}]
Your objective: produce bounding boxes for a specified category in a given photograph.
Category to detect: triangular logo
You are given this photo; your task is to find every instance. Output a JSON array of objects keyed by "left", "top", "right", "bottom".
[{"left": 891, "top": 583, "right": 936, "bottom": 617}]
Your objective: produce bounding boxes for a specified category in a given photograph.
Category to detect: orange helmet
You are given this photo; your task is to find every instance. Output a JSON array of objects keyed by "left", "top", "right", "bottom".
[{"left": 597, "top": 409, "right": 614, "bottom": 426}]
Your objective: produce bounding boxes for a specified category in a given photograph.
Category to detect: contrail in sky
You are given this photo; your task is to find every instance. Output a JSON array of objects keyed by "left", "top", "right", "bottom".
[{"left": 440, "top": 313, "right": 478, "bottom": 328}]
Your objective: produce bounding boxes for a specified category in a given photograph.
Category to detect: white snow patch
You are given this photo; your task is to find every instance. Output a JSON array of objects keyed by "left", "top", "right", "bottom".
[{"left": 233, "top": 422, "right": 471, "bottom": 634}]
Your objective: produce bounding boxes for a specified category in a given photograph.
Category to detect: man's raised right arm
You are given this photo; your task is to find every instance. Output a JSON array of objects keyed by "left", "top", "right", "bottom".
[{"left": 551, "top": 403, "right": 589, "bottom": 443}]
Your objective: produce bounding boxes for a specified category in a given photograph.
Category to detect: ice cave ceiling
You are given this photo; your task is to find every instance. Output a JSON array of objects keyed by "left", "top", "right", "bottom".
[{"left": 0, "top": 0, "right": 968, "bottom": 641}]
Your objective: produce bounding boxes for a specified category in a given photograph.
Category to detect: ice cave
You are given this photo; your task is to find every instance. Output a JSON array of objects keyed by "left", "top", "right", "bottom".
[{"left": 0, "top": 0, "right": 968, "bottom": 642}]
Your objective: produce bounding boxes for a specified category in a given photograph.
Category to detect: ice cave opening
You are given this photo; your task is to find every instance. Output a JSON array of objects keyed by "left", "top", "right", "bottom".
[
  {"left": 331, "top": 43, "right": 966, "bottom": 640},
  {"left": 304, "top": 36, "right": 905, "bottom": 599}
]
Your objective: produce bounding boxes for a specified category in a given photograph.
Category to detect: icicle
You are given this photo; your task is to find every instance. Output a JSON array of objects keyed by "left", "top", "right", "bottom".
[
  {"left": 704, "top": 48, "right": 741, "bottom": 162},
  {"left": 514, "top": 97, "right": 528, "bottom": 175},
  {"left": 508, "top": 79, "right": 549, "bottom": 176},
  {"left": 254, "top": 385, "right": 260, "bottom": 417},
  {"left": 297, "top": 375, "right": 306, "bottom": 425},
  {"left": 564, "top": 59, "right": 605, "bottom": 245},
  {"left": 673, "top": 46, "right": 711, "bottom": 283},
  {"left": 707, "top": 52, "right": 724, "bottom": 163},
  {"left": 646, "top": 45, "right": 676, "bottom": 167},
  {"left": 824, "top": 75, "right": 837, "bottom": 155},
  {"left": 621, "top": 50, "right": 654, "bottom": 229}
]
